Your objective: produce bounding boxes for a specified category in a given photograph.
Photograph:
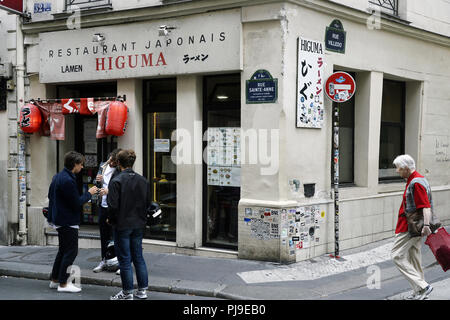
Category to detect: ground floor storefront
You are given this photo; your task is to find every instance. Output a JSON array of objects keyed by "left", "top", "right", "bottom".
[{"left": 6, "top": 2, "right": 450, "bottom": 262}]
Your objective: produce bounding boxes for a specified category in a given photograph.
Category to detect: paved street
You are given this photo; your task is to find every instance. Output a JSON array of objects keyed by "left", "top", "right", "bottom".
[
  {"left": 0, "top": 230, "right": 449, "bottom": 301},
  {"left": 0, "top": 276, "right": 220, "bottom": 300}
]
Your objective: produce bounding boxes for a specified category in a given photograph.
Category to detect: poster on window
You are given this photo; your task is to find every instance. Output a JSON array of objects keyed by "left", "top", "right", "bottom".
[
  {"left": 296, "top": 37, "right": 324, "bottom": 128},
  {"left": 207, "top": 127, "right": 241, "bottom": 187}
]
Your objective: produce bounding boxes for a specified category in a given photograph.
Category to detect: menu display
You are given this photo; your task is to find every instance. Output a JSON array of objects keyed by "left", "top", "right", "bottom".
[{"left": 207, "top": 127, "right": 241, "bottom": 187}]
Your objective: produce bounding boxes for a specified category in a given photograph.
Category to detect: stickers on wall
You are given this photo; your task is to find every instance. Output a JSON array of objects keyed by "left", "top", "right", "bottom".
[{"left": 243, "top": 206, "right": 326, "bottom": 247}]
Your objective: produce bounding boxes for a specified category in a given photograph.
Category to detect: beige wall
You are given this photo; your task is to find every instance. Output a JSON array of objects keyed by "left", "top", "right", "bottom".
[
  {"left": 328, "top": 0, "right": 450, "bottom": 37},
  {"left": 240, "top": 2, "right": 450, "bottom": 262},
  {"left": 20, "top": 1, "right": 450, "bottom": 260}
]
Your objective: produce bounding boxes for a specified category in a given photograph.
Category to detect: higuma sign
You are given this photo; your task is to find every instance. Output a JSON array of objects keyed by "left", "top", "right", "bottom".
[{"left": 39, "top": 9, "right": 242, "bottom": 83}]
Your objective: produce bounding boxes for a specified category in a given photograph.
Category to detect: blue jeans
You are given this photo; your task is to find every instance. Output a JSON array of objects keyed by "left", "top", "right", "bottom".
[{"left": 113, "top": 228, "right": 148, "bottom": 293}]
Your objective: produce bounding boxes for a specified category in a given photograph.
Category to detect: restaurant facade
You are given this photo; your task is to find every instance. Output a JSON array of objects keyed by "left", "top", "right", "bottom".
[{"left": 3, "top": 0, "right": 450, "bottom": 262}]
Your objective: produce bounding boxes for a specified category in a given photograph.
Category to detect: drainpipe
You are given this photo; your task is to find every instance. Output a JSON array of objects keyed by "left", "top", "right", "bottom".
[{"left": 16, "top": 14, "right": 27, "bottom": 245}]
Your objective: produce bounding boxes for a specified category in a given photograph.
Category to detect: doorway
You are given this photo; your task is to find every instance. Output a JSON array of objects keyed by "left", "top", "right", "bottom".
[
  {"left": 56, "top": 81, "right": 117, "bottom": 227},
  {"left": 143, "top": 78, "right": 177, "bottom": 241},
  {"left": 203, "top": 74, "right": 241, "bottom": 249}
]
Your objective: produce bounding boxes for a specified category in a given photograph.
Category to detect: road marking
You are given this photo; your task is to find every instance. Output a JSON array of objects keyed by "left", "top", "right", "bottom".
[{"left": 237, "top": 242, "right": 393, "bottom": 283}]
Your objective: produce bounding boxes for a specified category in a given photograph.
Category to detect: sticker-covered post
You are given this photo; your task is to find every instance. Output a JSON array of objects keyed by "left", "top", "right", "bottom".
[{"left": 325, "top": 72, "right": 356, "bottom": 258}]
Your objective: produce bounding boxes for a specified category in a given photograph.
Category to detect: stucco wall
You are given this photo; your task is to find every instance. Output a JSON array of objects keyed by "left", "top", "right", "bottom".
[
  {"left": 239, "top": 2, "right": 450, "bottom": 262},
  {"left": 328, "top": 0, "right": 450, "bottom": 37}
]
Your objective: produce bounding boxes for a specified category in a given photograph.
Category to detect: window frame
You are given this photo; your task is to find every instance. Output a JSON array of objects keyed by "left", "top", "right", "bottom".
[{"left": 378, "top": 79, "right": 406, "bottom": 182}]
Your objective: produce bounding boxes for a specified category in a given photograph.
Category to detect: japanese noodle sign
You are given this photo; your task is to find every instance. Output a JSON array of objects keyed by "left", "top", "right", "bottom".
[{"left": 296, "top": 37, "right": 324, "bottom": 128}]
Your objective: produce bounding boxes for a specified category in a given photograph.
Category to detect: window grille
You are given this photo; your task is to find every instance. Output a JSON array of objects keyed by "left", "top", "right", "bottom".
[
  {"left": 368, "top": 0, "right": 398, "bottom": 16},
  {"left": 65, "top": 0, "right": 111, "bottom": 11}
]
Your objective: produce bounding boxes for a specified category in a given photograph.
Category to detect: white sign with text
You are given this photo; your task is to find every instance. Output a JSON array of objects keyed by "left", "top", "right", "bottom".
[{"left": 39, "top": 9, "right": 242, "bottom": 83}]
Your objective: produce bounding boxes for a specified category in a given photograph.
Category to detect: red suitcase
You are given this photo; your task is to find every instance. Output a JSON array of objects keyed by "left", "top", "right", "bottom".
[{"left": 425, "top": 227, "right": 450, "bottom": 272}]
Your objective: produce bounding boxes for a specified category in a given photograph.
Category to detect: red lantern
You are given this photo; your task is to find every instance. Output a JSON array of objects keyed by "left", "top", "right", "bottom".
[
  {"left": 105, "top": 101, "right": 128, "bottom": 136},
  {"left": 19, "top": 103, "right": 42, "bottom": 133}
]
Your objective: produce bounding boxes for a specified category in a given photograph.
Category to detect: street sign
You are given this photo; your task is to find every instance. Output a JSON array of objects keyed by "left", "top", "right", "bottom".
[
  {"left": 246, "top": 69, "right": 278, "bottom": 104},
  {"left": 325, "top": 71, "right": 356, "bottom": 103},
  {"left": 0, "top": 0, "right": 24, "bottom": 14},
  {"left": 325, "top": 20, "right": 346, "bottom": 54}
]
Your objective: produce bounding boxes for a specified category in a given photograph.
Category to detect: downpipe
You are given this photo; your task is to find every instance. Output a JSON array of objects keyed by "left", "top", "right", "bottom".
[{"left": 16, "top": 15, "right": 27, "bottom": 246}]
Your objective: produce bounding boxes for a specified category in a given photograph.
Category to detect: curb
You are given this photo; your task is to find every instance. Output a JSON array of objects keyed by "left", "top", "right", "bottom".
[{"left": 0, "top": 261, "right": 240, "bottom": 299}]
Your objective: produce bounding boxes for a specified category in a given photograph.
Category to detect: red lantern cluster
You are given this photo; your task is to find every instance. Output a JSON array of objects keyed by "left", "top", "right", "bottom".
[
  {"left": 18, "top": 99, "right": 128, "bottom": 138},
  {"left": 19, "top": 103, "right": 42, "bottom": 133},
  {"left": 105, "top": 101, "right": 128, "bottom": 136}
]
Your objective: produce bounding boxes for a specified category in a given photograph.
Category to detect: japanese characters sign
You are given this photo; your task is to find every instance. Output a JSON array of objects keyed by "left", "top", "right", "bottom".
[
  {"left": 296, "top": 37, "right": 324, "bottom": 128},
  {"left": 39, "top": 9, "right": 242, "bottom": 83},
  {"left": 246, "top": 69, "right": 278, "bottom": 104},
  {"left": 325, "top": 72, "right": 356, "bottom": 103}
]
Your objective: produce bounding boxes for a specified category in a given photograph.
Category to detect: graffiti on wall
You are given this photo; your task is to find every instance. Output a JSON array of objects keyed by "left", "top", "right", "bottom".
[
  {"left": 244, "top": 205, "right": 326, "bottom": 255},
  {"left": 435, "top": 137, "right": 450, "bottom": 162}
]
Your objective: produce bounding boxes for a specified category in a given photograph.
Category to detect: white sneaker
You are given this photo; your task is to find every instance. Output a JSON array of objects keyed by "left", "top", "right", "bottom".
[
  {"left": 416, "top": 285, "right": 433, "bottom": 300},
  {"left": 404, "top": 291, "right": 418, "bottom": 300},
  {"left": 93, "top": 260, "right": 106, "bottom": 273},
  {"left": 134, "top": 289, "right": 147, "bottom": 300},
  {"left": 110, "top": 290, "right": 133, "bottom": 300},
  {"left": 116, "top": 269, "right": 120, "bottom": 275},
  {"left": 57, "top": 282, "right": 82, "bottom": 293},
  {"left": 49, "top": 281, "right": 59, "bottom": 289}
]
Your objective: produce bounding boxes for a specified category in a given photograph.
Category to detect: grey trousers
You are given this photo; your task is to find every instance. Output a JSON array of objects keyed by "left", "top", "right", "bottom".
[{"left": 391, "top": 232, "right": 429, "bottom": 293}]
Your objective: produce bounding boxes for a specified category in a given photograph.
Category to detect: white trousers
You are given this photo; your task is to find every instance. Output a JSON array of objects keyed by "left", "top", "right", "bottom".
[{"left": 391, "top": 232, "right": 429, "bottom": 293}]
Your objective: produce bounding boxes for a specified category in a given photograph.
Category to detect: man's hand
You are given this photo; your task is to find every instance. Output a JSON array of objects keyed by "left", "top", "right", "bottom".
[
  {"left": 99, "top": 188, "right": 108, "bottom": 196},
  {"left": 422, "top": 225, "right": 432, "bottom": 237},
  {"left": 88, "top": 186, "right": 98, "bottom": 195}
]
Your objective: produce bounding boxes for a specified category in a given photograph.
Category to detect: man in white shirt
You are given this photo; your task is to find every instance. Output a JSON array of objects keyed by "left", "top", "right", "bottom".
[{"left": 93, "top": 148, "right": 122, "bottom": 273}]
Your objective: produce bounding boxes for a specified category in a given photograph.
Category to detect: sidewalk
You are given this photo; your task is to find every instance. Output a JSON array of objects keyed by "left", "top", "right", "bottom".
[{"left": 0, "top": 228, "right": 449, "bottom": 300}]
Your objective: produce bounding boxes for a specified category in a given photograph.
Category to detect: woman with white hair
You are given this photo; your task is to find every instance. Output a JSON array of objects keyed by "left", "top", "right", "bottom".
[{"left": 391, "top": 154, "right": 433, "bottom": 300}]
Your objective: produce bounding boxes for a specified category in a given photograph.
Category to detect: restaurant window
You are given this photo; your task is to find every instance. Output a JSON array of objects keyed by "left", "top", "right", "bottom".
[
  {"left": 143, "top": 78, "right": 177, "bottom": 241},
  {"left": 56, "top": 82, "right": 117, "bottom": 227},
  {"left": 203, "top": 74, "right": 241, "bottom": 249},
  {"left": 379, "top": 79, "right": 405, "bottom": 180}
]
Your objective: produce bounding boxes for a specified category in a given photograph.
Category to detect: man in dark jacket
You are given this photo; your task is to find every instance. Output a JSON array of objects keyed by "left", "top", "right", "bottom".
[
  {"left": 48, "top": 151, "right": 97, "bottom": 293},
  {"left": 107, "top": 149, "right": 151, "bottom": 300}
]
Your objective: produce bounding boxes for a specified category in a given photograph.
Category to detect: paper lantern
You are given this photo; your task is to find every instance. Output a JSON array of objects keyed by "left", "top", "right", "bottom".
[
  {"left": 19, "top": 103, "right": 42, "bottom": 133},
  {"left": 105, "top": 101, "right": 128, "bottom": 136}
]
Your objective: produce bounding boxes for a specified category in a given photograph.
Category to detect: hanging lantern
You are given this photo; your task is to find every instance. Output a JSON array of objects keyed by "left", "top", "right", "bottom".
[
  {"left": 19, "top": 103, "right": 42, "bottom": 133},
  {"left": 105, "top": 101, "right": 128, "bottom": 136}
]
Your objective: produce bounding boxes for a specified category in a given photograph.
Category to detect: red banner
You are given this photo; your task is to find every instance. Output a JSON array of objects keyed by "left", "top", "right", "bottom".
[{"left": 0, "top": 0, "right": 23, "bottom": 14}]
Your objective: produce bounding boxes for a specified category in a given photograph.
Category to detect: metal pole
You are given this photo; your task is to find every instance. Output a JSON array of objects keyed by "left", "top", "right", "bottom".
[{"left": 333, "top": 104, "right": 340, "bottom": 258}]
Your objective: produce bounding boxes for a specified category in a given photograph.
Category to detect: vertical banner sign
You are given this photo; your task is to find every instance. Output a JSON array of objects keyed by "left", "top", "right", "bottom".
[
  {"left": 325, "top": 71, "right": 356, "bottom": 258},
  {"left": 296, "top": 37, "right": 324, "bottom": 128}
]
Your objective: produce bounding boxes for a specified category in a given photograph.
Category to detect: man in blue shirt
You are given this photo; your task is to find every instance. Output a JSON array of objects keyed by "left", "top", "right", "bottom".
[{"left": 47, "top": 151, "right": 98, "bottom": 293}]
